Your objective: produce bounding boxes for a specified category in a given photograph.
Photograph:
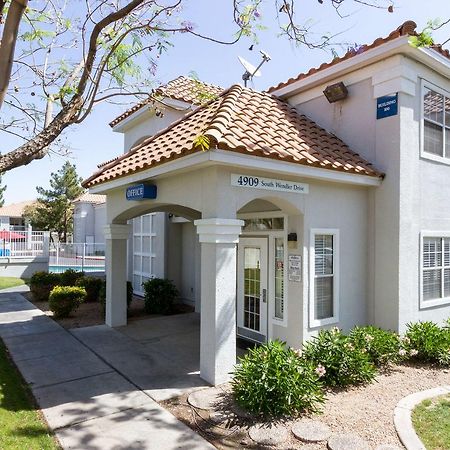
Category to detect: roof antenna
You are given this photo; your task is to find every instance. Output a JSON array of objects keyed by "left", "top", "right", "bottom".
[{"left": 238, "top": 50, "right": 271, "bottom": 87}]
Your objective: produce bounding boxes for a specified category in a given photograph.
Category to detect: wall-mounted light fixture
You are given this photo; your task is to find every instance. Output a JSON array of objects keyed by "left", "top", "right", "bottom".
[
  {"left": 323, "top": 82, "right": 348, "bottom": 103},
  {"left": 288, "top": 232, "right": 298, "bottom": 249}
]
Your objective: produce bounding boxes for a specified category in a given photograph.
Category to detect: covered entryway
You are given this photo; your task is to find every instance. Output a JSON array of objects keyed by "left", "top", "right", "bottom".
[{"left": 83, "top": 84, "right": 382, "bottom": 387}]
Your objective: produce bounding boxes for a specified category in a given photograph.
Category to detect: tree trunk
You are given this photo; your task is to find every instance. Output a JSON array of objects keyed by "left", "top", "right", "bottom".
[{"left": 0, "top": 0, "right": 29, "bottom": 110}]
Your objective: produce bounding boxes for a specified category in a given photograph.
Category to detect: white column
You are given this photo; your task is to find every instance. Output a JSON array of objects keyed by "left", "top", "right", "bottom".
[
  {"left": 194, "top": 218, "right": 244, "bottom": 385},
  {"left": 104, "top": 224, "right": 131, "bottom": 327}
]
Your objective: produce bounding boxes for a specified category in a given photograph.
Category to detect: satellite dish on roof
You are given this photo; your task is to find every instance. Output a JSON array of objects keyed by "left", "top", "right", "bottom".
[
  {"left": 238, "top": 50, "right": 271, "bottom": 87},
  {"left": 238, "top": 56, "right": 262, "bottom": 78}
]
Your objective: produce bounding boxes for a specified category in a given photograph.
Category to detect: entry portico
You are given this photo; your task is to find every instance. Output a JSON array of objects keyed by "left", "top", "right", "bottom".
[{"left": 83, "top": 85, "right": 382, "bottom": 385}]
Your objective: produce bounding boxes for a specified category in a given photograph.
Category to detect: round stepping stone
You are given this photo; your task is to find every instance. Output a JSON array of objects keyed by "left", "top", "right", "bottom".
[
  {"left": 292, "top": 419, "right": 332, "bottom": 443},
  {"left": 327, "top": 433, "right": 370, "bottom": 450},
  {"left": 209, "top": 409, "right": 235, "bottom": 424},
  {"left": 187, "top": 387, "right": 223, "bottom": 410},
  {"left": 249, "top": 423, "right": 289, "bottom": 446},
  {"left": 375, "top": 446, "right": 404, "bottom": 450}
]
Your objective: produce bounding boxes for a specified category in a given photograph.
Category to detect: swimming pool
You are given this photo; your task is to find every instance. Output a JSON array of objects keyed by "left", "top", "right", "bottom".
[{"left": 49, "top": 265, "right": 105, "bottom": 273}]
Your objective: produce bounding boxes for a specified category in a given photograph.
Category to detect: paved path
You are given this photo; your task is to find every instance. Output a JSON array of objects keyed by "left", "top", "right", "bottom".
[
  {"left": 71, "top": 313, "right": 208, "bottom": 402},
  {"left": 0, "top": 288, "right": 214, "bottom": 450}
]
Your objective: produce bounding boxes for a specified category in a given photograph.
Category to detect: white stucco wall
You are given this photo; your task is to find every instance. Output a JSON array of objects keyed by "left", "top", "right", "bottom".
[
  {"left": 94, "top": 204, "right": 106, "bottom": 244},
  {"left": 286, "top": 53, "right": 450, "bottom": 332},
  {"left": 179, "top": 222, "right": 200, "bottom": 307},
  {"left": 73, "top": 202, "right": 95, "bottom": 243},
  {"left": 396, "top": 60, "right": 450, "bottom": 329},
  {"left": 121, "top": 107, "right": 190, "bottom": 152},
  {"left": 102, "top": 164, "right": 372, "bottom": 347}
]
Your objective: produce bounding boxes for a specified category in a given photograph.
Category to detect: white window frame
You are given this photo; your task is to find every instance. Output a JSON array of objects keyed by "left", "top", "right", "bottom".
[
  {"left": 132, "top": 213, "right": 157, "bottom": 296},
  {"left": 269, "top": 233, "right": 288, "bottom": 327},
  {"left": 419, "top": 231, "right": 450, "bottom": 309},
  {"left": 309, "top": 228, "right": 340, "bottom": 328},
  {"left": 420, "top": 79, "right": 450, "bottom": 166}
]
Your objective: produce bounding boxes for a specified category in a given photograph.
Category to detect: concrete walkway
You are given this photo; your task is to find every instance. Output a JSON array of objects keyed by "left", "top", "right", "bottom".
[
  {"left": 72, "top": 313, "right": 209, "bottom": 402},
  {"left": 0, "top": 288, "right": 214, "bottom": 450}
]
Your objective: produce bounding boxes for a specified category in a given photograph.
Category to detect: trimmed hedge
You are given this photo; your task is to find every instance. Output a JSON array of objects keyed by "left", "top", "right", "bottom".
[
  {"left": 142, "top": 278, "right": 178, "bottom": 315},
  {"left": 48, "top": 286, "right": 86, "bottom": 318},
  {"left": 60, "top": 269, "right": 85, "bottom": 286},
  {"left": 29, "top": 271, "right": 61, "bottom": 302},
  {"left": 75, "top": 276, "right": 103, "bottom": 302}
]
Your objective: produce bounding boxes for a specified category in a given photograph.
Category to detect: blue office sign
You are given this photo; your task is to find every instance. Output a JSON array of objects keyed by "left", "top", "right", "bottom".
[
  {"left": 377, "top": 93, "right": 398, "bottom": 120},
  {"left": 126, "top": 184, "right": 157, "bottom": 201}
]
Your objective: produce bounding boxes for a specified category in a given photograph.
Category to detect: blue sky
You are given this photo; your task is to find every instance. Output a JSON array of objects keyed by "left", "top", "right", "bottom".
[{"left": 2, "top": 0, "right": 448, "bottom": 203}]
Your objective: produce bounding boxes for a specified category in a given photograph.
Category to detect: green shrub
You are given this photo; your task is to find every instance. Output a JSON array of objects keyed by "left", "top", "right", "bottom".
[
  {"left": 60, "top": 269, "right": 85, "bottom": 286},
  {"left": 403, "top": 321, "right": 450, "bottom": 366},
  {"left": 232, "top": 340, "right": 324, "bottom": 417},
  {"left": 142, "top": 278, "right": 178, "bottom": 315},
  {"left": 99, "top": 280, "right": 106, "bottom": 312},
  {"left": 29, "top": 271, "right": 61, "bottom": 302},
  {"left": 75, "top": 277, "right": 103, "bottom": 302},
  {"left": 99, "top": 280, "right": 133, "bottom": 313},
  {"left": 127, "top": 281, "right": 133, "bottom": 308},
  {"left": 349, "top": 325, "right": 403, "bottom": 367},
  {"left": 48, "top": 286, "right": 86, "bottom": 318},
  {"left": 302, "top": 328, "right": 377, "bottom": 387}
]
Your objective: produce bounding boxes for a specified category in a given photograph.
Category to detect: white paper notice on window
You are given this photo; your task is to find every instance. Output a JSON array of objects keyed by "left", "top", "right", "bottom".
[{"left": 288, "top": 255, "right": 302, "bottom": 282}]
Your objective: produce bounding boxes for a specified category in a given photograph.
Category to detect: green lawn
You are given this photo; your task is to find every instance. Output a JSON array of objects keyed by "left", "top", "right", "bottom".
[
  {"left": 412, "top": 394, "right": 450, "bottom": 450},
  {"left": 0, "top": 277, "right": 25, "bottom": 290},
  {"left": 0, "top": 340, "right": 59, "bottom": 449}
]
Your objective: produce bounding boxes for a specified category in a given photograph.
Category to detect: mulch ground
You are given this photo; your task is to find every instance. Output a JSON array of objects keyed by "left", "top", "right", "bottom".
[{"left": 24, "top": 292, "right": 193, "bottom": 329}]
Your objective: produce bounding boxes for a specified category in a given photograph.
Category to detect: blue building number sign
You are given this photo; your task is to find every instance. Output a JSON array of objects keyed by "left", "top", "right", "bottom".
[{"left": 377, "top": 93, "right": 398, "bottom": 120}]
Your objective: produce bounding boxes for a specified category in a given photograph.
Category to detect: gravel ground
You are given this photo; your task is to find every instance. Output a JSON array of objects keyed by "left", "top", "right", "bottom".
[
  {"left": 317, "top": 363, "right": 449, "bottom": 449},
  {"left": 163, "top": 363, "right": 450, "bottom": 449}
]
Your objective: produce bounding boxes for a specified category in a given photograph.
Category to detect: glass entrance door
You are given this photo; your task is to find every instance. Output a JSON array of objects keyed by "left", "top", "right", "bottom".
[{"left": 237, "top": 238, "right": 268, "bottom": 343}]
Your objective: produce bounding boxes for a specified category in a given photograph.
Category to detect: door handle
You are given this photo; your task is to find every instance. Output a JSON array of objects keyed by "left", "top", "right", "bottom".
[{"left": 262, "top": 288, "right": 267, "bottom": 303}]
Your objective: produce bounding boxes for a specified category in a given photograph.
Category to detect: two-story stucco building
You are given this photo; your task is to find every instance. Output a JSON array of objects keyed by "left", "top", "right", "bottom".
[{"left": 83, "top": 21, "right": 450, "bottom": 385}]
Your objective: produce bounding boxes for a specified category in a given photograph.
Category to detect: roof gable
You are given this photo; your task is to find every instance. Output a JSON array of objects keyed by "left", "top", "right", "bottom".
[
  {"left": 109, "top": 76, "right": 223, "bottom": 128},
  {"left": 84, "top": 86, "right": 382, "bottom": 188},
  {"left": 267, "top": 21, "right": 450, "bottom": 94}
]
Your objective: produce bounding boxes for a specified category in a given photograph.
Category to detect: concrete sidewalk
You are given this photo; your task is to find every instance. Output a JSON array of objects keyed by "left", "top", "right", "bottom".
[
  {"left": 71, "top": 313, "right": 208, "bottom": 402},
  {"left": 0, "top": 288, "right": 214, "bottom": 450}
]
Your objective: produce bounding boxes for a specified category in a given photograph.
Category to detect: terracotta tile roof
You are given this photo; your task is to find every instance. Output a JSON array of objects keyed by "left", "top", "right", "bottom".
[
  {"left": 109, "top": 76, "right": 223, "bottom": 128},
  {"left": 84, "top": 86, "right": 382, "bottom": 188},
  {"left": 267, "top": 20, "right": 450, "bottom": 94},
  {"left": 0, "top": 200, "right": 36, "bottom": 218},
  {"left": 73, "top": 193, "right": 106, "bottom": 204}
]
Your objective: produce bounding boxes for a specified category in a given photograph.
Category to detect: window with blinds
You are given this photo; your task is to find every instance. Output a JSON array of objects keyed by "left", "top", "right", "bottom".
[
  {"left": 314, "top": 234, "right": 334, "bottom": 320},
  {"left": 422, "top": 236, "right": 450, "bottom": 302},
  {"left": 423, "top": 85, "right": 450, "bottom": 160},
  {"left": 310, "top": 229, "right": 339, "bottom": 327}
]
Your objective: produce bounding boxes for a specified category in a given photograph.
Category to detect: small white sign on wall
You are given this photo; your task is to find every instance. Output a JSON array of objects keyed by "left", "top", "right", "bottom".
[
  {"left": 288, "top": 255, "right": 302, "bottom": 282},
  {"left": 231, "top": 174, "right": 309, "bottom": 194}
]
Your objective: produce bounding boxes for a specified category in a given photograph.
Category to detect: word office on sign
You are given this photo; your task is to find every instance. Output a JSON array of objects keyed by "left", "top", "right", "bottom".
[
  {"left": 126, "top": 183, "right": 157, "bottom": 201},
  {"left": 231, "top": 174, "right": 309, "bottom": 194}
]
